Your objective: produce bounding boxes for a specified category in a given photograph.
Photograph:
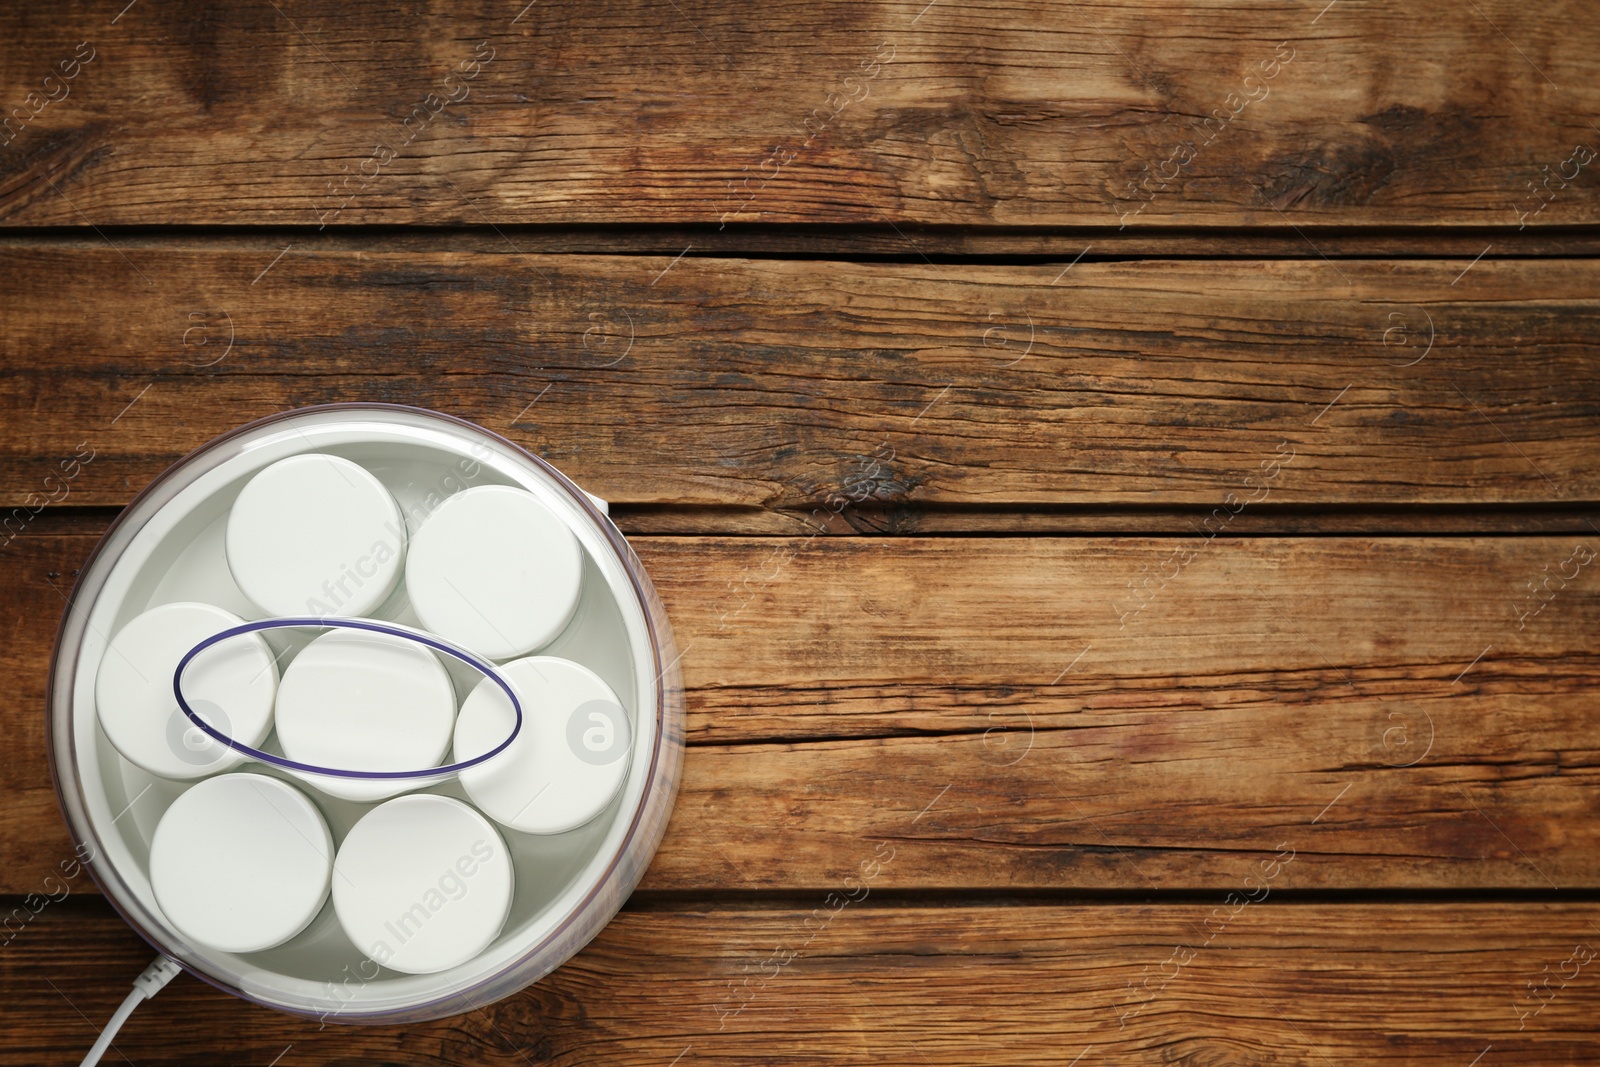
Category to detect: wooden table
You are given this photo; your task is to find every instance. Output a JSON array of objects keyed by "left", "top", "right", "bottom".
[{"left": 4, "top": 2, "right": 1599, "bottom": 1063}]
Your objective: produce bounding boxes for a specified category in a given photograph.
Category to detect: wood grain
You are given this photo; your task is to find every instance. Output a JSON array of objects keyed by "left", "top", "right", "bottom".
[
  {"left": 1, "top": 2, "right": 1597, "bottom": 229},
  {"left": 4, "top": 248, "right": 1599, "bottom": 520},
  {"left": 4, "top": 0, "right": 1597, "bottom": 1058},
  {"left": 12, "top": 227, "right": 1600, "bottom": 259},
  {"left": 3, "top": 898, "right": 1598, "bottom": 1065},
  {"left": 5, "top": 526, "right": 1596, "bottom": 894}
]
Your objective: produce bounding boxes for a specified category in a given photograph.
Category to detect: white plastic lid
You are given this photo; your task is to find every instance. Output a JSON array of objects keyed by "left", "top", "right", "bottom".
[
  {"left": 95, "top": 602, "right": 278, "bottom": 780},
  {"left": 149, "top": 773, "right": 333, "bottom": 954},
  {"left": 274, "top": 629, "right": 457, "bottom": 802},
  {"left": 226, "top": 454, "right": 406, "bottom": 618},
  {"left": 405, "top": 485, "right": 583, "bottom": 660},
  {"left": 455, "top": 656, "right": 632, "bottom": 835},
  {"left": 331, "top": 794, "right": 514, "bottom": 975}
]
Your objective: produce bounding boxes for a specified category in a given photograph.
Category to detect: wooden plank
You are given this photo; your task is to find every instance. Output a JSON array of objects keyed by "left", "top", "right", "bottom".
[
  {"left": 613, "top": 503, "right": 1600, "bottom": 537},
  {"left": 3, "top": 899, "right": 1598, "bottom": 1065},
  {"left": 5, "top": 527, "right": 1597, "bottom": 894},
  {"left": 0, "top": 2, "right": 1597, "bottom": 229},
  {"left": 10, "top": 227, "right": 1600, "bottom": 258},
  {"left": 24, "top": 502, "right": 1600, "bottom": 539},
  {"left": 4, "top": 248, "right": 1600, "bottom": 514}
]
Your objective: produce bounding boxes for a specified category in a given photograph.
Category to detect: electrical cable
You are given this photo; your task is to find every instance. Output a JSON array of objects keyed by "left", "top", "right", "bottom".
[{"left": 78, "top": 955, "right": 181, "bottom": 1067}]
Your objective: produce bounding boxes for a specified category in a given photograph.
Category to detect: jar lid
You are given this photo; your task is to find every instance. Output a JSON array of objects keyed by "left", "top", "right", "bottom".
[
  {"left": 149, "top": 773, "right": 333, "bottom": 954},
  {"left": 455, "top": 656, "right": 631, "bottom": 834},
  {"left": 274, "top": 628, "right": 457, "bottom": 802},
  {"left": 95, "top": 602, "right": 277, "bottom": 779},
  {"left": 331, "top": 794, "right": 514, "bottom": 975},
  {"left": 226, "top": 453, "right": 405, "bottom": 617},
  {"left": 406, "top": 485, "right": 583, "bottom": 659}
]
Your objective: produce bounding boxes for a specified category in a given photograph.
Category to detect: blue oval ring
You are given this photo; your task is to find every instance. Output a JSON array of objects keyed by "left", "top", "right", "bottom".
[{"left": 173, "top": 616, "right": 522, "bottom": 780}]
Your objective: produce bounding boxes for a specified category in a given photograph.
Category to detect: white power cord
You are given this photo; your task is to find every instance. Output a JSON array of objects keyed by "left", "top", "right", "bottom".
[{"left": 79, "top": 955, "right": 182, "bottom": 1067}]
